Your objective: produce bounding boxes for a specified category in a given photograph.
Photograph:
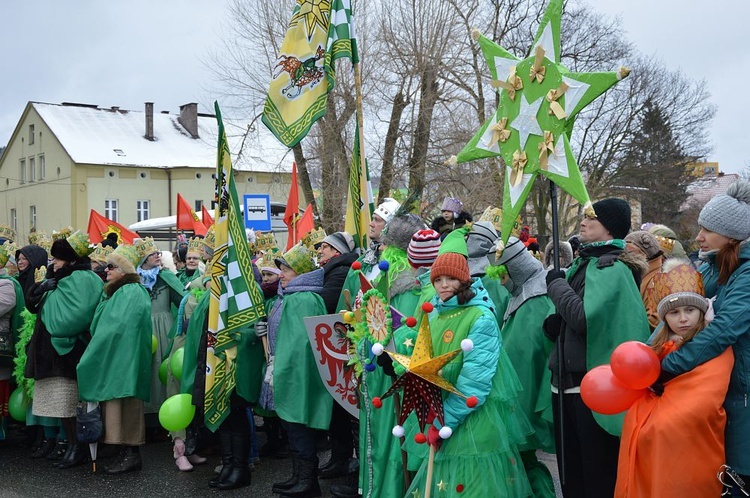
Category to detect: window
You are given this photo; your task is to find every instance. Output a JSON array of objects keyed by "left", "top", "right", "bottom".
[
  {"left": 136, "top": 200, "right": 150, "bottom": 222},
  {"left": 9, "top": 209, "right": 16, "bottom": 232},
  {"left": 29, "top": 206, "right": 36, "bottom": 228},
  {"left": 105, "top": 199, "right": 118, "bottom": 222},
  {"left": 19, "top": 159, "right": 26, "bottom": 184},
  {"left": 39, "top": 155, "right": 45, "bottom": 179},
  {"left": 29, "top": 157, "right": 36, "bottom": 182},
  {"left": 29, "top": 125, "right": 34, "bottom": 145},
  {"left": 194, "top": 199, "right": 203, "bottom": 211}
]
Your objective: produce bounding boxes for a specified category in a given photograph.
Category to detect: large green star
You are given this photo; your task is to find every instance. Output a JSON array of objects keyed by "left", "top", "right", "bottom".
[{"left": 454, "top": 0, "right": 629, "bottom": 241}]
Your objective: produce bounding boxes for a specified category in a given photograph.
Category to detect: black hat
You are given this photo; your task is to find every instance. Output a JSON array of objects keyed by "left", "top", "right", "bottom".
[
  {"left": 592, "top": 198, "right": 631, "bottom": 240},
  {"left": 50, "top": 239, "right": 78, "bottom": 262}
]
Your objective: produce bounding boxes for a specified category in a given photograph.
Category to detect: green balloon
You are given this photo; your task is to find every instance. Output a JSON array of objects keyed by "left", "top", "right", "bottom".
[
  {"left": 170, "top": 347, "right": 184, "bottom": 381},
  {"left": 151, "top": 335, "right": 158, "bottom": 355},
  {"left": 8, "top": 387, "right": 28, "bottom": 422},
  {"left": 158, "top": 393, "right": 195, "bottom": 432},
  {"left": 158, "top": 358, "right": 169, "bottom": 385}
]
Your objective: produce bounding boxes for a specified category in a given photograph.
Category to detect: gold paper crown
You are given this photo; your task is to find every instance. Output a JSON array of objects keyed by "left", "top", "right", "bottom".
[
  {"left": 255, "top": 232, "right": 278, "bottom": 253},
  {"left": 652, "top": 234, "right": 676, "bottom": 254},
  {"left": 36, "top": 233, "right": 52, "bottom": 253},
  {"left": 28, "top": 230, "right": 47, "bottom": 245},
  {"left": 89, "top": 243, "right": 114, "bottom": 263},
  {"left": 256, "top": 252, "right": 278, "bottom": 271},
  {"left": 52, "top": 227, "right": 73, "bottom": 241},
  {"left": 187, "top": 237, "right": 204, "bottom": 257},
  {"left": 110, "top": 244, "right": 142, "bottom": 272},
  {"left": 34, "top": 266, "right": 47, "bottom": 283},
  {"left": 0, "top": 241, "right": 12, "bottom": 267},
  {"left": 134, "top": 237, "right": 159, "bottom": 261},
  {"left": 203, "top": 225, "right": 216, "bottom": 250},
  {"left": 0, "top": 224, "right": 15, "bottom": 242},
  {"left": 654, "top": 262, "right": 705, "bottom": 304},
  {"left": 302, "top": 227, "right": 326, "bottom": 250},
  {"left": 66, "top": 231, "right": 94, "bottom": 257},
  {"left": 478, "top": 206, "right": 503, "bottom": 233}
]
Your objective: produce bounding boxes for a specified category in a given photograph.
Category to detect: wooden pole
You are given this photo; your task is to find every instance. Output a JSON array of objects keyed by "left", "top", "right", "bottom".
[{"left": 424, "top": 444, "right": 436, "bottom": 498}]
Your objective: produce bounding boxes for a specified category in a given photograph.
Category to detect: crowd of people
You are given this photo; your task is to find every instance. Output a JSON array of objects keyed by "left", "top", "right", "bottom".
[{"left": 0, "top": 183, "right": 749, "bottom": 497}]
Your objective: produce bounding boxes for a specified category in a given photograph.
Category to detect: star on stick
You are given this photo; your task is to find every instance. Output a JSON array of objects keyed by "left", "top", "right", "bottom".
[{"left": 453, "top": 0, "right": 630, "bottom": 241}]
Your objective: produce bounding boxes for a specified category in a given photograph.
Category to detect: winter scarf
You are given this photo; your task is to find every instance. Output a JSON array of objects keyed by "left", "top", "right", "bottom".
[
  {"left": 267, "top": 268, "right": 324, "bottom": 355},
  {"left": 137, "top": 266, "right": 160, "bottom": 290}
]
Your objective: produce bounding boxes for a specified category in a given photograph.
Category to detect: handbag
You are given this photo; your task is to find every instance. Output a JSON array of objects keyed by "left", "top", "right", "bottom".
[
  {"left": 719, "top": 465, "right": 749, "bottom": 497},
  {"left": 0, "top": 324, "right": 14, "bottom": 359},
  {"left": 76, "top": 404, "right": 103, "bottom": 444}
]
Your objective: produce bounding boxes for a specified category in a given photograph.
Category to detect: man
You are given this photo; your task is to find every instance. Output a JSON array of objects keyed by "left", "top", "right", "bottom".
[
  {"left": 317, "top": 232, "right": 359, "bottom": 314},
  {"left": 543, "top": 198, "right": 649, "bottom": 498}
]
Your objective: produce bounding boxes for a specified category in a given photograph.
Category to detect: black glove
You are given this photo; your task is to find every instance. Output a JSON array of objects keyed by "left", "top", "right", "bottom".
[
  {"left": 545, "top": 270, "right": 566, "bottom": 286},
  {"left": 377, "top": 353, "right": 396, "bottom": 378},
  {"left": 649, "top": 380, "right": 664, "bottom": 396},
  {"left": 38, "top": 278, "right": 57, "bottom": 293},
  {"left": 543, "top": 313, "right": 563, "bottom": 342}
]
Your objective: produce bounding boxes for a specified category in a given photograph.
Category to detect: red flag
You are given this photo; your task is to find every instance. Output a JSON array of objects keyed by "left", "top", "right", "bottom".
[
  {"left": 294, "top": 204, "right": 315, "bottom": 244},
  {"left": 176, "top": 193, "right": 207, "bottom": 236},
  {"left": 87, "top": 209, "right": 139, "bottom": 244},
  {"left": 201, "top": 205, "right": 214, "bottom": 228},
  {"left": 284, "top": 162, "right": 301, "bottom": 249}
]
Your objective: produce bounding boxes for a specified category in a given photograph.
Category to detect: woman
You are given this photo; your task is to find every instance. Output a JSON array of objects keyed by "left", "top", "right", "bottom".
[
  {"left": 404, "top": 234, "right": 532, "bottom": 498},
  {"left": 177, "top": 237, "right": 204, "bottom": 287},
  {"left": 624, "top": 231, "right": 665, "bottom": 330},
  {"left": 24, "top": 231, "right": 103, "bottom": 469},
  {"left": 660, "top": 180, "right": 750, "bottom": 491},
  {"left": 0, "top": 242, "right": 24, "bottom": 443},
  {"left": 15, "top": 244, "right": 49, "bottom": 296},
  {"left": 76, "top": 243, "right": 152, "bottom": 474}
]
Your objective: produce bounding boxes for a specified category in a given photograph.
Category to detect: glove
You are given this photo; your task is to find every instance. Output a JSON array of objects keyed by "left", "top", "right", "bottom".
[
  {"left": 427, "top": 425, "right": 442, "bottom": 450},
  {"left": 649, "top": 380, "right": 664, "bottom": 397},
  {"left": 543, "top": 313, "right": 563, "bottom": 342},
  {"left": 254, "top": 320, "right": 268, "bottom": 338},
  {"left": 263, "top": 355, "right": 274, "bottom": 388},
  {"left": 39, "top": 278, "right": 57, "bottom": 293},
  {"left": 377, "top": 352, "right": 396, "bottom": 378},
  {"left": 545, "top": 270, "right": 566, "bottom": 286}
]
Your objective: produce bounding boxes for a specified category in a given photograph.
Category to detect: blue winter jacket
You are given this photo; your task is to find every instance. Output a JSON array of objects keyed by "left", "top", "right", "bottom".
[{"left": 661, "top": 242, "right": 750, "bottom": 474}]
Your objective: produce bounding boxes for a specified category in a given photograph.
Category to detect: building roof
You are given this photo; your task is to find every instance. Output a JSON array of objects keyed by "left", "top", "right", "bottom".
[
  {"left": 683, "top": 173, "right": 740, "bottom": 209},
  {"left": 29, "top": 101, "right": 292, "bottom": 173}
]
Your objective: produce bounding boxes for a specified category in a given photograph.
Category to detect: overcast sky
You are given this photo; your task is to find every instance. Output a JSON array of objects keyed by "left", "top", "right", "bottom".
[{"left": 2, "top": 0, "right": 747, "bottom": 174}]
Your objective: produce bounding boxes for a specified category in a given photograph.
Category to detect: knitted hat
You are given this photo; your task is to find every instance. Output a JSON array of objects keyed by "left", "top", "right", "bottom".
[
  {"left": 275, "top": 242, "right": 316, "bottom": 275},
  {"left": 654, "top": 261, "right": 708, "bottom": 319},
  {"left": 317, "top": 231, "right": 355, "bottom": 255},
  {"left": 107, "top": 244, "right": 141, "bottom": 274},
  {"left": 624, "top": 231, "right": 662, "bottom": 260},
  {"left": 382, "top": 214, "right": 427, "bottom": 251},
  {"left": 591, "top": 198, "right": 631, "bottom": 239},
  {"left": 430, "top": 228, "right": 470, "bottom": 284},
  {"left": 648, "top": 224, "right": 687, "bottom": 258},
  {"left": 440, "top": 196, "right": 463, "bottom": 214},
  {"left": 698, "top": 180, "right": 750, "bottom": 240},
  {"left": 496, "top": 236, "right": 526, "bottom": 266},
  {"left": 372, "top": 198, "right": 401, "bottom": 223},
  {"left": 407, "top": 229, "right": 441, "bottom": 268}
]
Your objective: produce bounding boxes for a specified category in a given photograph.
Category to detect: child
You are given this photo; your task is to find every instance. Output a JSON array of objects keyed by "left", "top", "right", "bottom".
[
  {"left": 615, "top": 262, "right": 734, "bottom": 497},
  {"left": 404, "top": 231, "right": 532, "bottom": 498}
]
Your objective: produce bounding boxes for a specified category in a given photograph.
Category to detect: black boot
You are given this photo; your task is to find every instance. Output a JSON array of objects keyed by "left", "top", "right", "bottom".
[
  {"left": 105, "top": 446, "right": 142, "bottom": 475},
  {"left": 216, "top": 432, "right": 251, "bottom": 490},
  {"left": 31, "top": 438, "right": 57, "bottom": 459},
  {"left": 280, "top": 458, "right": 321, "bottom": 498},
  {"left": 330, "top": 459, "right": 361, "bottom": 498},
  {"left": 209, "top": 430, "right": 233, "bottom": 488},
  {"left": 57, "top": 443, "right": 89, "bottom": 469},
  {"left": 260, "top": 417, "right": 289, "bottom": 459},
  {"left": 47, "top": 440, "right": 68, "bottom": 462},
  {"left": 272, "top": 456, "right": 299, "bottom": 493},
  {"left": 319, "top": 454, "right": 350, "bottom": 479}
]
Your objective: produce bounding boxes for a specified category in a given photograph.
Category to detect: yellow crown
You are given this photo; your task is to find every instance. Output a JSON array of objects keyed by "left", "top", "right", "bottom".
[
  {"left": 35, "top": 233, "right": 52, "bottom": 253},
  {"left": 302, "top": 227, "right": 326, "bottom": 250},
  {"left": 51, "top": 227, "right": 73, "bottom": 241},
  {"left": 478, "top": 206, "right": 503, "bottom": 233},
  {"left": 0, "top": 241, "right": 12, "bottom": 267},
  {"left": 187, "top": 237, "right": 204, "bottom": 257},
  {"left": 0, "top": 224, "right": 15, "bottom": 242},
  {"left": 34, "top": 266, "right": 47, "bottom": 283},
  {"left": 110, "top": 244, "right": 142, "bottom": 272},
  {"left": 28, "top": 230, "right": 47, "bottom": 245},
  {"left": 134, "top": 237, "right": 159, "bottom": 261},
  {"left": 66, "top": 230, "right": 94, "bottom": 257},
  {"left": 255, "top": 232, "right": 278, "bottom": 252},
  {"left": 89, "top": 243, "right": 114, "bottom": 263},
  {"left": 203, "top": 225, "right": 216, "bottom": 250}
]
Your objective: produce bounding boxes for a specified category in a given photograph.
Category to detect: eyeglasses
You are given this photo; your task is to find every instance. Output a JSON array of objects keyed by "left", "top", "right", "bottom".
[
  {"left": 106, "top": 264, "right": 119, "bottom": 270},
  {"left": 149, "top": 251, "right": 162, "bottom": 258}
]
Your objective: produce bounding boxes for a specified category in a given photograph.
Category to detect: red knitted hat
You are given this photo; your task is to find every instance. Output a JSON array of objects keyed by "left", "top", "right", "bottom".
[
  {"left": 430, "top": 252, "right": 470, "bottom": 284},
  {"left": 407, "top": 229, "right": 441, "bottom": 268}
]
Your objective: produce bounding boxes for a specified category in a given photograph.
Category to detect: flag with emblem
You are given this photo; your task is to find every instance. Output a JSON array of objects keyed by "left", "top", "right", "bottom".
[
  {"left": 344, "top": 123, "right": 373, "bottom": 249},
  {"left": 262, "top": 0, "right": 358, "bottom": 147},
  {"left": 86, "top": 209, "right": 139, "bottom": 244},
  {"left": 206, "top": 102, "right": 267, "bottom": 431},
  {"left": 176, "top": 193, "right": 208, "bottom": 236}
]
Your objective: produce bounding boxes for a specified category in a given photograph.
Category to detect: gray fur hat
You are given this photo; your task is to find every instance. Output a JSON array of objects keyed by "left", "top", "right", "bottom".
[
  {"left": 382, "top": 214, "right": 427, "bottom": 251},
  {"left": 543, "top": 240, "right": 574, "bottom": 269},
  {"left": 698, "top": 180, "right": 750, "bottom": 240},
  {"left": 624, "top": 231, "right": 662, "bottom": 260}
]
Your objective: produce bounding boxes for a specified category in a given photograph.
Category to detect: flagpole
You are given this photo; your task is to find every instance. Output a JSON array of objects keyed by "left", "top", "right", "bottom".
[{"left": 353, "top": 61, "right": 368, "bottom": 248}]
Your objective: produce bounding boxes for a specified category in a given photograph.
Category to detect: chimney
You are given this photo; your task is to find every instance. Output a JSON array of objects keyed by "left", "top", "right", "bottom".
[
  {"left": 178, "top": 103, "right": 199, "bottom": 139},
  {"left": 145, "top": 102, "right": 154, "bottom": 141}
]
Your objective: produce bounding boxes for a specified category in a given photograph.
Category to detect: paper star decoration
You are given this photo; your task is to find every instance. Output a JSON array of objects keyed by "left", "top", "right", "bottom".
[
  {"left": 437, "top": 480, "right": 448, "bottom": 492},
  {"left": 453, "top": 0, "right": 630, "bottom": 242},
  {"left": 379, "top": 314, "right": 466, "bottom": 430}
]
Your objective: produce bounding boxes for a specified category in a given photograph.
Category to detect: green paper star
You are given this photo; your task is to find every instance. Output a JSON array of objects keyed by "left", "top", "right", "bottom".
[{"left": 455, "top": 0, "right": 630, "bottom": 241}]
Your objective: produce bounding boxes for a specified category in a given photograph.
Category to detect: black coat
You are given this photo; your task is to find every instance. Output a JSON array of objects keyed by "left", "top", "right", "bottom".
[
  {"left": 15, "top": 244, "right": 48, "bottom": 296},
  {"left": 430, "top": 212, "right": 473, "bottom": 239},
  {"left": 321, "top": 252, "right": 359, "bottom": 314}
]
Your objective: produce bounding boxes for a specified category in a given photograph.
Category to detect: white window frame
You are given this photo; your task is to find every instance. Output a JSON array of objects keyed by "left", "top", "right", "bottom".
[
  {"left": 105, "top": 199, "right": 118, "bottom": 222},
  {"left": 39, "top": 155, "right": 45, "bottom": 180},
  {"left": 20, "top": 159, "right": 26, "bottom": 184},
  {"left": 29, "top": 157, "right": 36, "bottom": 182},
  {"left": 10, "top": 209, "right": 17, "bottom": 232},
  {"left": 136, "top": 199, "right": 150, "bottom": 222},
  {"left": 29, "top": 205, "right": 36, "bottom": 228},
  {"left": 29, "top": 124, "right": 34, "bottom": 145}
]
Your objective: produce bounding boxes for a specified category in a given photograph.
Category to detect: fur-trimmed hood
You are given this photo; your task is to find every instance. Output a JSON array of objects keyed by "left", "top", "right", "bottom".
[
  {"left": 104, "top": 273, "right": 144, "bottom": 298},
  {"left": 618, "top": 250, "right": 649, "bottom": 287}
]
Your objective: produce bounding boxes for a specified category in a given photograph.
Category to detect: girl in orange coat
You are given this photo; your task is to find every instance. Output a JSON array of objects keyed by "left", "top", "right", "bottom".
[{"left": 615, "top": 261, "right": 734, "bottom": 497}]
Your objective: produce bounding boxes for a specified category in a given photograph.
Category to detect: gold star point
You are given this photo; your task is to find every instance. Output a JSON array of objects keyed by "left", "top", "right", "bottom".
[
  {"left": 437, "top": 480, "right": 448, "bottom": 492},
  {"left": 403, "top": 337, "right": 414, "bottom": 348},
  {"left": 290, "top": 0, "right": 331, "bottom": 39}
]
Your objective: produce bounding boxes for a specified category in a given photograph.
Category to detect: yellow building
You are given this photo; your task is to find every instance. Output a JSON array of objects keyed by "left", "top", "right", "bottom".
[
  {"left": 0, "top": 101, "right": 294, "bottom": 245},
  {"left": 686, "top": 161, "right": 719, "bottom": 178}
]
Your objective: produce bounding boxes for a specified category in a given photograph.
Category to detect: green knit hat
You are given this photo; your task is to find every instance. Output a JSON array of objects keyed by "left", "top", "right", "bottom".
[{"left": 437, "top": 227, "right": 469, "bottom": 257}]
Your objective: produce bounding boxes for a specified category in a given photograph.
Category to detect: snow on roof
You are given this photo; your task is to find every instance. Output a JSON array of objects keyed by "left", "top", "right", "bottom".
[
  {"left": 683, "top": 173, "right": 740, "bottom": 210},
  {"left": 32, "top": 102, "right": 292, "bottom": 173}
]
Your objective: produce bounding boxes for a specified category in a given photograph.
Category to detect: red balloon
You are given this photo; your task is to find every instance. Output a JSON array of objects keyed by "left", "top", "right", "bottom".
[
  {"left": 581, "top": 365, "right": 648, "bottom": 415},
  {"left": 610, "top": 341, "right": 661, "bottom": 390}
]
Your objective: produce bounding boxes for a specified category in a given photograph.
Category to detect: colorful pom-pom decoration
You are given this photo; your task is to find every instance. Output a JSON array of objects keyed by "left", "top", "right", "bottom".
[
  {"left": 364, "top": 362, "right": 377, "bottom": 372},
  {"left": 351, "top": 261, "right": 362, "bottom": 270},
  {"left": 461, "top": 339, "right": 474, "bottom": 352},
  {"left": 392, "top": 425, "right": 405, "bottom": 438},
  {"left": 405, "top": 316, "right": 417, "bottom": 328},
  {"left": 456, "top": 484, "right": 465, "bottom": 493},
  {"left": 372, "top": 397, "right": 383, "bottom": 409},
  {"left": 371, "top": 343, "right": 385, "bottom": 356},
  {"left": 421, "top": 302, "right": 434, "bottom": 313},
  {"left": 414, "top": 433, "right": 427, "bottom": 444},
  {"left": 378, "top": 260, "right": 390, "bottom": 272},
  {"left": 394, "top": 364, "right": 407, "bottom": 376},
  {"left": 438, "top": 426, "right": 453, "bottom": 439},
  {"left": 466, "top": 396, "right": 478, "bottom": 408}
]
